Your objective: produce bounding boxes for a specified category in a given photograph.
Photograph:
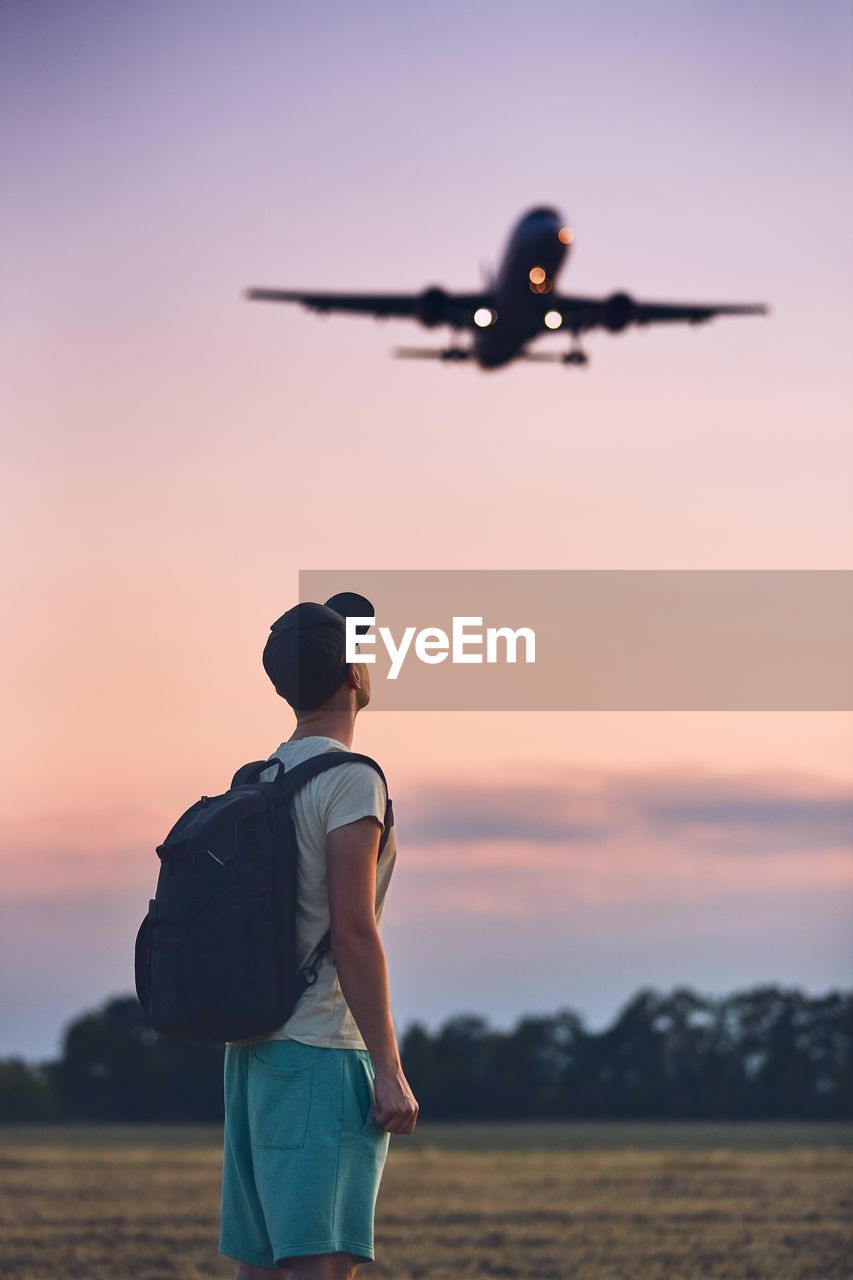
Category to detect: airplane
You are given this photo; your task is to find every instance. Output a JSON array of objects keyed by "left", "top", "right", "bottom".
[{"left": 245, "top": 206, "right": 768, "bottom": 370}]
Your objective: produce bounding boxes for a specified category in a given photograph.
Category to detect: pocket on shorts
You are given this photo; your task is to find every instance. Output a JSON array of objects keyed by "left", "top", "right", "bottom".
[
  {"left": 356, "top": 1054, "right": 381, "bottom": 1135},
  {"left": 248, "top": 1048, "right": 313, "bottom": 1150},
  {"left": 251, "top": 1042, "right": 310, "bottom": 1079}
]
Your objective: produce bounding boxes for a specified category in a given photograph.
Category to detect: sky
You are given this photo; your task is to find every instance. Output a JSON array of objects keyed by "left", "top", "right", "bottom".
[{"left": 1, "top": 0, "right": 851, "bottom": 1060}]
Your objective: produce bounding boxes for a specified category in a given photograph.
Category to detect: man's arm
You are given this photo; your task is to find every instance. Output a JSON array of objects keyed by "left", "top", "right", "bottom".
[{"left": 326, "top": 816, "right": 419, "bottom": 1135}]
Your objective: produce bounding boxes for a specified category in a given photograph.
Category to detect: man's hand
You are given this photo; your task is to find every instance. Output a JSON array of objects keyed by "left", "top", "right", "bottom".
[{"left": 372, "top": 1065, "right": 419, "bottom": 1135}]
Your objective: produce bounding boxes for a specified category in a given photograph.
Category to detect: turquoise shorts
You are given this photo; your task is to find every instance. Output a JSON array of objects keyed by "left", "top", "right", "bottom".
[{"left": 219, "top": 1038, "right": 390, "bottom": 1269}]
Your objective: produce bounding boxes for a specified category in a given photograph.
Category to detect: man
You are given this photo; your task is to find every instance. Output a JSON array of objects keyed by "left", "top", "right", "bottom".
[{"left": 219, "top": 596, "right": 418, "bottom": 1278}]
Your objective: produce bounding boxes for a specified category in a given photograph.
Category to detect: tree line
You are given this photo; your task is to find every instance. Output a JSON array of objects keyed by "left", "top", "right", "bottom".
[{"left": 1, "top": 984, "right": 850, "bottom": 1123}]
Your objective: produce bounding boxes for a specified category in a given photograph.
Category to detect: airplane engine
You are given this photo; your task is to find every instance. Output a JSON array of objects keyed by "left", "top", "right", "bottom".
[
  {"left": 415, "top": 285, "right": 450, "bottom": 327},
  {"left": 603, "top": 291, "right": 635, "bottom": 332}
]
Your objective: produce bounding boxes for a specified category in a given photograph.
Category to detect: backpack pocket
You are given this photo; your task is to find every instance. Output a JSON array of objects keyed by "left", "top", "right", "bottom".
[
  {"left": 183, "top": 868, "right": 288, "bottom": 1042},
  {"left": 146, "top": 898, "right": 197, "bottom": 1037}
]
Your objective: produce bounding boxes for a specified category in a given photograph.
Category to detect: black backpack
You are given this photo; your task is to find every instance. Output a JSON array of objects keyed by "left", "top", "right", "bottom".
[{"left": 134, "top": 750, "right": 393, "bottom": 1044}]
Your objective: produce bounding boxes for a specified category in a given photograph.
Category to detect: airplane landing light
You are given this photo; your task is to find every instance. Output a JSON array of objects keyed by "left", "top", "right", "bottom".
[
  {"left": 474, "top": 307, "right": 495, "bottom": 327},
  {"left": 544, "top": 310, "right": 563, "bottom": 329}
]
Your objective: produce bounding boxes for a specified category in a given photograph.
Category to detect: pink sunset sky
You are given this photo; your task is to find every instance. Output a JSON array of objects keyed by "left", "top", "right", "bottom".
[{"left": 1, "top": 0, "right": 851, "bottom": 1058}]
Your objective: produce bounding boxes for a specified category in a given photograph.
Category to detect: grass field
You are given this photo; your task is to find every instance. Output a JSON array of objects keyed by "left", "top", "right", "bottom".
[{"left": 1, "top": 1122, "right": 851, "bottom": 1279}]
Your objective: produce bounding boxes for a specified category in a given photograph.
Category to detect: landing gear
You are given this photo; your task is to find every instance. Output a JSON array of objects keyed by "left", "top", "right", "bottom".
[
  {"left": 563, "top": 348, "right": 589, "bottom": 367},
  {"left": 560, "top": 328, "right": 589, "bottom": 366},
  {"left": 394, "top": 345, "right": 471, "bottom": 362}
]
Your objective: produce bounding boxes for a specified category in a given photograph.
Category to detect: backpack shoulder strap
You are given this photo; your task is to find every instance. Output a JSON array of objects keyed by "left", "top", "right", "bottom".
[
  {"left": 236, "top": 750, "right": 393, "bottom": 851},
  {"left": 276, "top": 752, "right": 394, "bottom": 852},
  {"left": 269, "top": 750, "right": 388, "bottom": 798},
  {"left": 267, "top": 750, "right": 394, "bottom": 995},
  {"left": 233, "top": 750, "right": 386, "bottom": 792}
]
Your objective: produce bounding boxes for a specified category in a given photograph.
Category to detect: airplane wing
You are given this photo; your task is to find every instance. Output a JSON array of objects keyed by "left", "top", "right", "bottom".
[
  {"left": 549, "top": 291, "right": 768, "bottom": 334},
  {"left": 245, "top": 287, "right": 489, "bottom": 329}
]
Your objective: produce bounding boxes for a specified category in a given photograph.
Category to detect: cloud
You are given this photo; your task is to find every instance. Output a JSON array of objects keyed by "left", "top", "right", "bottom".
[
  {"left": 631, "top": 777, "right": 853, "bottom": 853},
  {"left": 400, "top": 769, "right": 853, "bottom": 856},
  {"left": 402, "top": 785, "right": 603, "bottom": 846}
]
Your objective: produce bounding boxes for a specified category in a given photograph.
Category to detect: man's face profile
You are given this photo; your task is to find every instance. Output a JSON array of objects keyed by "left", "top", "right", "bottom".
[{"left": 352, "top": 651, "right": 371, "bottom": 711}]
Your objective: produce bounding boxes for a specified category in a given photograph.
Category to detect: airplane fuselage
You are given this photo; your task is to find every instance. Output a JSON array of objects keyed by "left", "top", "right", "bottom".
[{"left": 473, "top": 207, "right": 570, "bottom": 369}]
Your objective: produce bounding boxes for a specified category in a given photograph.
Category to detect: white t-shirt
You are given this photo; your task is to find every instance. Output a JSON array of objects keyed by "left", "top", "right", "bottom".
[{"left": 228, "top": 735, "right": 396, "bottom": 1050}]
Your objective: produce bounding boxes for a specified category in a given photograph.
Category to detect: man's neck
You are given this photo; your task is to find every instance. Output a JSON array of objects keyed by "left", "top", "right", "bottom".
[{"left": 288, "top": 710, "right": 356, "bottom": 749}]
